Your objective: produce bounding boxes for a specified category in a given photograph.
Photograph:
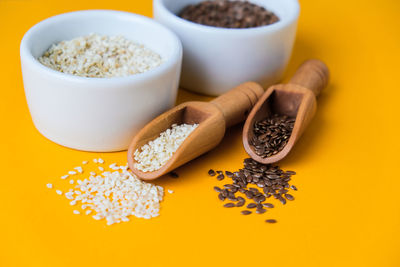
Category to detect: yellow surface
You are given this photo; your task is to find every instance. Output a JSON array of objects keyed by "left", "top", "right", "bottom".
[{"left": 0, "top": 0, "right": 399, "bottom": 266}]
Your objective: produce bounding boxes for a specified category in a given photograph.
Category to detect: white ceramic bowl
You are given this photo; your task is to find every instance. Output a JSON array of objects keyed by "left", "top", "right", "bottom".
[
  {"left": 20, "top": 10, "right": 182, "bottom": 152},
  {"left": 153, "top": 0, "right": 299, "bottom": 96}
]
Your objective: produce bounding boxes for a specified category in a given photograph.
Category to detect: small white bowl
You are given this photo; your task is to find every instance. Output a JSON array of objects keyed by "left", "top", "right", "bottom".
[
  {"left": 20, "top": 10, "right": 182, "bottom": 152},
  {"left": 153, "top": 0, "right": 299, "bottom": 96}
]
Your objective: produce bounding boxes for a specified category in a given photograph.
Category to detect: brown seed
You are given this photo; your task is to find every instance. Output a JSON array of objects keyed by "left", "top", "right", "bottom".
[
  {"left": 245, "top": 191, "right": 254, "bottom": 199},
  {"left": 236, "top": 202, "right": 244, "bottom": 207},
  {"left": 224, "top": 203, "right": 235, "bottom": 208},
  {"left": 208, "top": 169, "right": 216, "bottom": 176},
  {"left": 263, "top": 203, "right": 274, "bottom": 208},
  {"left": 265, "top": 219, "right": 277, "bottom": 223},
  {"left": 246, "top": 203, "right": 257, "bottom": 209},
  {"left": 213, "top": 186, "right": 222, "bottom": 193},
  {"left": 225, "top": 171, "right": 233, "bottom": 177},
  {"left": 286, "top": 171, "right": 296, "bottom": 175},
  {"left": 241, "top": 210, "right": 252, "bottom": 215},
  {"left": 279, "top": 196, "right": 287, "bottom": 205},
  {"left": 290, "top": 185, "right": 298, "bottom": 191},
  {"left": 284, "top": 194, "right": 295, "bottom": 201},
  {"left": 218, "top": 193, "right": 225, "bottom": 201},
  {"left": 217, "top": 174, "right": 225, "bottom": 181},
  {"left": 256, "top": 208, "right": 266, "bottom": 214}
]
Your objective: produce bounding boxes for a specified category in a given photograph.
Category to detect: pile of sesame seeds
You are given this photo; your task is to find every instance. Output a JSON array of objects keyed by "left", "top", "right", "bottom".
[
  {"left": 46, "top": 158, "right": 171, "bottom": 225},
  {"left": 38, "top": 33, "right": 163, "bottom": 78}
]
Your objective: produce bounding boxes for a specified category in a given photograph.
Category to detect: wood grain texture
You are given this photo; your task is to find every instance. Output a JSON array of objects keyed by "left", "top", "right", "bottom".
[{"left": 128, "top": 82, "right": 264, "bottom": 180}]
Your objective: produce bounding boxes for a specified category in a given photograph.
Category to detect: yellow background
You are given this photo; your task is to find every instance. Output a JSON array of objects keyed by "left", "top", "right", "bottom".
[{"left": 1, "top": 0, "right": 399, "bottom": 266}]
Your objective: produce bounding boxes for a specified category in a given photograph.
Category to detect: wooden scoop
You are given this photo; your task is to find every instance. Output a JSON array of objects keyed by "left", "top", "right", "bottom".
[
  {"left": 128, "top": 82, "right": 264, "bottom": 180},
  {"left": 243, "top": 59, "right": 330, "bottom": 164}
]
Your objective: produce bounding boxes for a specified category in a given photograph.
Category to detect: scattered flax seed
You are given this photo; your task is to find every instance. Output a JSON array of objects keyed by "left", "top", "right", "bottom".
[{"left": 46, "top": 183, "right": 53, "bottom": 189}]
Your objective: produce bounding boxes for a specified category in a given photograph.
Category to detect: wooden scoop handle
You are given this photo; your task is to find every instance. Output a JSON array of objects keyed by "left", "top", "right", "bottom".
[
  {"left": 211, "top": 82, "right": 264, "bottom": 128},
  {"left": 289, "top": 59, "right": 330, "bottom": 97}
]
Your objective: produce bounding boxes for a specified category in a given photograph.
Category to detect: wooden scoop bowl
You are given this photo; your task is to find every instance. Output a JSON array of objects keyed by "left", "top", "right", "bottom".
[
  {"left": 128, "top": 82, "right": 264, "bottom": 180},
  {"left": 243, "top": 59, "right": 330, "bottom": 164}
]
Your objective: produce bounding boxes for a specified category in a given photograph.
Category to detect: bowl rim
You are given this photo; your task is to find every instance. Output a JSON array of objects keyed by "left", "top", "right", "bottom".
[
  {"left": 20, "top": 9, "right": 183, "bottom": 85},
  {"left": 153, "top": 0, "right": 300, "bottom": 35}
]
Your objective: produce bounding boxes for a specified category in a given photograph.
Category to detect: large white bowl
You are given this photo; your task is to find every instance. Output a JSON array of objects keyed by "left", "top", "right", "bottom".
[
  {"left": 20, "top": 10, "right": 182, "bottom": 152},
  {"left": 153, "top": 0, "right": 299, "bottom": 96}
]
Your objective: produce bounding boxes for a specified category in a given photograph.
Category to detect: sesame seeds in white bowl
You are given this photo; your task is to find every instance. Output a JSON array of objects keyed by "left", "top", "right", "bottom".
[{"left": 20, "top": 10, "right": 182, "bottom": 152}]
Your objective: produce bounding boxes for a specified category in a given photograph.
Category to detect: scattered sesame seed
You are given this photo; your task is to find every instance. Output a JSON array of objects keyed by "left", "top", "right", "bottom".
[
  {"left": 82, "top": 161, "right": 88, "bottom": 165},
  {"left": 61, "top": 175, "right": 69, "bottom": 180},
  {"left": 68, "top": 171, "right": 77, "bottom": 175},
  {"left": 46, "top": 183, "right": 53, "bottom": 189},
  {"left": 168, "top": 189, "right": 174, "bottom": 194},
  {"left": 98, "top": 158, "right": 104, "bottom": 164},
  {"left": 52, "top": 162, "right": 164, "bottom": 225},
  {"left": 73, "top": 166, "right": 83, "bottom": 173},
  {"left": 93, "top": 159, "right": 98, "bottom": 163}
]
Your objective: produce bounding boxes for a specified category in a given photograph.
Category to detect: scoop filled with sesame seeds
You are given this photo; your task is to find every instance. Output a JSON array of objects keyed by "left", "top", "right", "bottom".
[{"left": 128, "top": 81, "right": 264, "bottom": 180}]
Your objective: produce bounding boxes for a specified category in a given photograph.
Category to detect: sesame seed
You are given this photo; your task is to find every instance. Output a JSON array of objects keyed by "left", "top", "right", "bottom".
[
  {"left": 69, "top": 180, "right": 74, "bottom": 184},
  {"left": 46, "top": 183, "right": 53, "bottom": 189},
  {"left": 68, "top": 171, "right": 77, "bottom": 175},
  {"left": 168, "top": 189, "right": 174, "bottom": 194},
  {"left": 74, "top": 167, "right": 83, "bottom": 173},
  {"left": 85, "top": 210, "right": 92, "bottom": 215},
  {"left": 56, "top": 190, "right": 63, "bottom": 195},
  {"left": 93, "top": 159, "right": 98, "bottom": 163},
  {"left": 73, "top": 210, "right": 80, "bottom": 215},
  {"left": 82, "top": 161, "right": 88, "bottom": 165},
  {"left": 98, "top": 166, "right": 104, "bottom": 171},
  {"left": 98, "top": 158, "right": 104, "bottom": 164},
  {"left": 61, "top": 175, "right": 69, "bottom": 180}
]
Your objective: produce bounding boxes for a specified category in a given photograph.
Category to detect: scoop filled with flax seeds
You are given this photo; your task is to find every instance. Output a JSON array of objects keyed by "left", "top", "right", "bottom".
[{"left": 243, "top": 59, "right": 330, "bottom": 164}]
